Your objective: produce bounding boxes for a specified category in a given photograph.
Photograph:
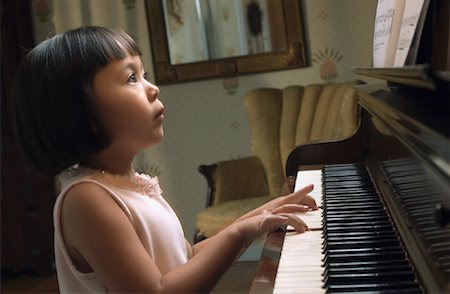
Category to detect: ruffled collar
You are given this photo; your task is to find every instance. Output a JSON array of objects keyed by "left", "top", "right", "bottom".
[{"left": 58, "top": 165, "right": 162, "bottom": 197}]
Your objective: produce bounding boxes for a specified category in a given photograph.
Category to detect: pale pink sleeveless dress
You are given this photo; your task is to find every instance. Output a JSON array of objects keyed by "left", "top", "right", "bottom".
[{"left": 53, "top": 167, "right": 188, "bottom": 292}]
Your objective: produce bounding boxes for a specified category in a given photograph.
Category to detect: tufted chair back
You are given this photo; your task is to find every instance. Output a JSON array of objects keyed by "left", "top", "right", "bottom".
[
  {"left": 245, "top": 82, "right": 360, "bottom": 196},
  {"left": 194, "top": 81, "right": 360, "bottom": 242}
]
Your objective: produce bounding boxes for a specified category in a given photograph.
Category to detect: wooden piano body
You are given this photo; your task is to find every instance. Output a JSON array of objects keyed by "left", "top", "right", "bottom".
[{"left": 250, "top": 81, "right": 450, "bottom": 293}]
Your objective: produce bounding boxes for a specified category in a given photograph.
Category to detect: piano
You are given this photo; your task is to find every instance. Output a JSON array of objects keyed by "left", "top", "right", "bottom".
[
  {"left": 251, "top": 2, "right": 449, "bottom": 292},
  {"left": 250, "top": 79, "right": 450, "bottom": 294}
]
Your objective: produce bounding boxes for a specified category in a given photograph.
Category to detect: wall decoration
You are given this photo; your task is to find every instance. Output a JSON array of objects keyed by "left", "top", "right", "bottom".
[
  {"left": 230, "top": 120, "right": 241, "bottom": 130},
  {"left": 222, "top": 76, "right": 239, "bottom": 95},
  {"left": 222, "top": 7, "right": 230, "bottom": 21},
  {"left": 317, "top": 9, "right": 329, "bottom": 21},
  {"left": 122, "top": 0, "right": 136, "bottom": 10},
  {"left": 34, "top": 0, "right": 52, "bottom": 22},
  {"left": 313, "top": 47, "right": 343, "bottom": 83}
]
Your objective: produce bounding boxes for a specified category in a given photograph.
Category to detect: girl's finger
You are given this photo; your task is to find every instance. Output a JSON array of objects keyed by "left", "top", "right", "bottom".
[
  {"left": 261, "top": 214, "right": 289, "bottom": 231},
  {"left": 282, "top": 187, "right": 319, "bottom": 211},
  {"left": 300, "top": 195, "right": 319, "bottom": 210},
  {"left": 271, "top": 204, "right": 309, "bottom": 214},
  {"left": 284, "top": 184, "right": 314, "bottom": 203},
  {"left": 279, "top": 213, "right": 309, "bottom": 233}
]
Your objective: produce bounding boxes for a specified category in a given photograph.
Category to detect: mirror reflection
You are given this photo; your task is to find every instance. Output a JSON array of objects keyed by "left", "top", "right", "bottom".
[
  {"left": 145, "top": 0, "right": 307, "bottom": 84},
  {"left": 163, "top": 0, "right": 286, "bottom": 64}
]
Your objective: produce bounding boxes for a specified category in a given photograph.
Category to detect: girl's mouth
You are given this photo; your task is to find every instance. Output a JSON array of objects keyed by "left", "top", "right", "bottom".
[{"left": 155, "top": 108, "right": 165, "bottom": 119}]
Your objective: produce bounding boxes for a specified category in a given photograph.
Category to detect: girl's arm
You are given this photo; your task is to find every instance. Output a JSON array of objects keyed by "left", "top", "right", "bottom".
[
  {"left": 61, "top": 182, "right": 298, "bottom": 293},
  {"left": 191, "top": 184, "right": 317, "bottom": 256}
]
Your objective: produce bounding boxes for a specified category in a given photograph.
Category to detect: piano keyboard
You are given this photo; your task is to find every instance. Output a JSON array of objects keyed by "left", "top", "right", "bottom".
[
  {"left": 273, "top": 163, "right": 423, "bottom": 294},
  {"left": 274, "top": 168, "right": 324, "bottom": 294}
]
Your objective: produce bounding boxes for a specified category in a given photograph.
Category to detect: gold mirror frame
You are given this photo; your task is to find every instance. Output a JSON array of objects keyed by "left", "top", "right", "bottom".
[{"left": 145, "top": 0, "right": 308, "bottom": 85}]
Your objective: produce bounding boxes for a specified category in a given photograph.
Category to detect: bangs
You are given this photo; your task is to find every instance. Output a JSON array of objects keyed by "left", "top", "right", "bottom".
[{"left": 64, "top": 26, "right": 142, "bottom": 73}]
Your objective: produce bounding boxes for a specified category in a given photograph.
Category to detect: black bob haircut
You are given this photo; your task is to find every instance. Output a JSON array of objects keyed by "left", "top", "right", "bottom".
[{"left": 12, "top": 26, "right": 142, "bottom": 175}]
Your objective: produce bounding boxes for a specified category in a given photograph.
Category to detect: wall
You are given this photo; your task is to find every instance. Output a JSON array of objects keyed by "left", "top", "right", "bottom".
[{"left": 32, "top": 0, "right": 377, "bottom": 241}]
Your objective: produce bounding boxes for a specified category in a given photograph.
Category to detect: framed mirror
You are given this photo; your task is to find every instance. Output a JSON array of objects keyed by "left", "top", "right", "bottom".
[{"left": 145, "top": 0, "right": 308, "bottom": 85}]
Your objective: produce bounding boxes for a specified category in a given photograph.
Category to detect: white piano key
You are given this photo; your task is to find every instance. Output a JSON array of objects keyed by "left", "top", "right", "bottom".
[
  {"left": 274, "top": 287, "right": 324, "bottom": 294},
  {"left": 294, "top": 169, "right": 322, "bottom": 207},
  {"left": 286, "top": 209, "right": 322, "bottom": 230},
  {"left": 273, "top": 230, "right": 324, "bottom": 293},
  {"left": 275, "top": 277, "right": 322, "bottom": 284},
  {"left": 273, "top": 169, "right": 324, "bottom": 294}
]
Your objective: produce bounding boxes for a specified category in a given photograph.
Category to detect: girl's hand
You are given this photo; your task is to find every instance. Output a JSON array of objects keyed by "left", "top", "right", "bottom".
[
  {"left": 234, "top": 209, "right": 309, "bottom": 247},
  {"left": 235, "top": 184, "right": 318, "bottom": 223}
]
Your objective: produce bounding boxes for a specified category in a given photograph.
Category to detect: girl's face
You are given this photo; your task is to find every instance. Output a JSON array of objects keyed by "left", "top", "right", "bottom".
[{"left": 92, "top": 54, "right": 164, "bottom": 153}]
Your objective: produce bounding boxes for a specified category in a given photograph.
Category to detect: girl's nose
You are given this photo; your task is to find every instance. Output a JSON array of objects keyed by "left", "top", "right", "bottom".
[{"left": 146, "top": 81, "right": 160, "bottom": 101}]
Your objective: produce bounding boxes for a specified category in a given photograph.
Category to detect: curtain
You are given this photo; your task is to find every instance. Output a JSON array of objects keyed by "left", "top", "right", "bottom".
[{"left": 31, "top": 0, "right": 153, "bottom": 72}]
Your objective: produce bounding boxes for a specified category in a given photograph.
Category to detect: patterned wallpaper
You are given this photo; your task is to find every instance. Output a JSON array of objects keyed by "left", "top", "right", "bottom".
[{"left": 32, "top": 0, "right": 377, "bottom": 240}]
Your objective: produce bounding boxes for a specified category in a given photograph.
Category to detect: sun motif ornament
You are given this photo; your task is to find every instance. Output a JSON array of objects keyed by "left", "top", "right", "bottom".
[
  {"left": 313, "top": 47, "right": 343, "bottom": 83},
  {"left": 34, "top": 0, "right": 52, "bottom": 22}
]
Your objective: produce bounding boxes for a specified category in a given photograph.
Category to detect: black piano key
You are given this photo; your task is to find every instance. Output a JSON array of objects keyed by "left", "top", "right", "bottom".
[
  {"left": 326, "top": 259, "right": 412, "bottom": 268},
  {"left": 324, "top": 201, "right": 383, "bottom": 207},
  {"left": 323, "top": 250, "right": 407, "bottom": 264},
  {"left": 324, "top": 191, "right": 377, "bottom": 198},
  {"left": 323, "top": 233, "right": 399, "bottom": 246},
  {"left": 323, "top": 224, "right": 394, "bottom": 234},
  {"left": 324, "top": 230, "right": 398, "bottom": 240},
  {"left": 323, "top": 204, "right": 385, "bottom": 211},
  {"left": 324, "top": 175, "right": 371, "bottom": 182},
  {"left": 324, "top": 263, "right": 413, "bottom": 276},
  {"left": 327, "top": 290, "right": 423, "bottom": 294},
  {"left": 323, "top": 190, "right": 376, "bottom": 196},
  {"left": 324, "top": 182, "right": 374, "bottom": 189},
  {"left": 424, "top": 232, "right": 450, "bottom": 244},
  {"left": 324, "top": 246, "right": 405, "bottom": 260},
  {"left": 323, "top": 238, "right": 401, "bottom": 251},
  {"left": 324, "top": 213, "right": 388, "bottom": 221},
  {"left": 320, "top": 163, "right": 424, "bottom": 294},
  {"left": 323, "top": 163, "right": 366, "bottom": 170},
  {"left": 324, "top": 271, "right": 418, "bottom": 287},
  {"left": 325, "top": 280, "right": 423, "bottom": 293},
  {"left": 323, "top": 233, "right": 398, "bottom": 243},
  {"left": 324, "top": 197, "right": 380, "bottom": 204}
]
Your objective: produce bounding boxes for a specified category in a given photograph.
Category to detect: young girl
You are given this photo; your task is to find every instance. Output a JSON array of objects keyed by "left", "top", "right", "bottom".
[{"left": 12, "top": 26, "right": 317, "bottom": 293}]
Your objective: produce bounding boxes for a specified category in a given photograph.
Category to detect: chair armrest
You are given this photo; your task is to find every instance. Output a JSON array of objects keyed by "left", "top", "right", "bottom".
[
  {"left": 198, "top": 156, "right": 270, "bottom": 207},
  {"left": 198, "top": 163, "right": 218, "bottom": 208}
]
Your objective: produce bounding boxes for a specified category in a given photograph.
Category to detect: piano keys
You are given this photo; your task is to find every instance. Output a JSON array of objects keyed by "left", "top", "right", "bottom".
[
  {"left": 275, "top": 169, "right": 323, "bottom": 294},
  {"left": 250, "top": 82, "right": 450, "bottom": 293},
  {"left": 274, "top": 231, "right": 324, "bottom": 294},
  {"left": 274, "top": 164, "right": 423, "bottom": 294}
]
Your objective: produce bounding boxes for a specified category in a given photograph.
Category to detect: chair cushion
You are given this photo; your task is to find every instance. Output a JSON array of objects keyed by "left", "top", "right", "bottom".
[{"left": 196, "top": 195, "right": 273, "bottom": 238}]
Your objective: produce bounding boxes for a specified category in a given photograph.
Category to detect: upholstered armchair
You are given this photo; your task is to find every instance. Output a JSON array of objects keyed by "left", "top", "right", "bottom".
[{"left": 195, "top": 82, "right": 361, "bottom": 243}]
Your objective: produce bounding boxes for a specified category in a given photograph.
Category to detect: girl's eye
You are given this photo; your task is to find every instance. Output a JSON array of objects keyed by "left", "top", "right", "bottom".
[
  {"left": 143, "top": 72, "right": 151, "bottom": 82},
  {"left": 127, "top": 73, "right": 137, "bottom": 83}
]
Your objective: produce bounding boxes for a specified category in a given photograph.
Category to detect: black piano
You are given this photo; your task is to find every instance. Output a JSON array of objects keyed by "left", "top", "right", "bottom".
[
  {"left": 250, "top": 80, "right": 449, "bottom": 293},
  {"left": 250, "top": 3, "right": 449, "bottom": 292}
]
